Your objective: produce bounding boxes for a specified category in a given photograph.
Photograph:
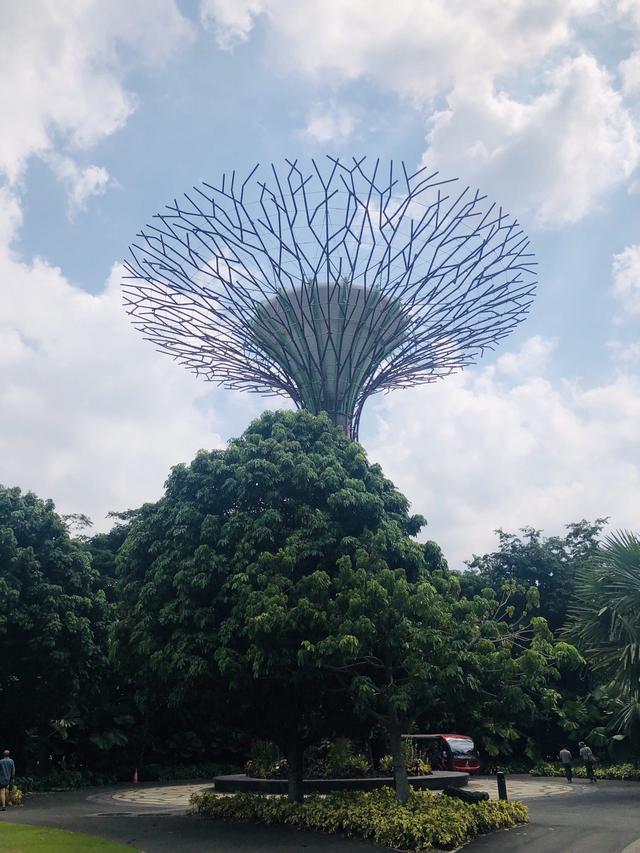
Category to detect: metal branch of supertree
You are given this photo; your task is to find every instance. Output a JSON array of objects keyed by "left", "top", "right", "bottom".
[{"left": 123, "top": 156, "right": 537, "bottom": 440}]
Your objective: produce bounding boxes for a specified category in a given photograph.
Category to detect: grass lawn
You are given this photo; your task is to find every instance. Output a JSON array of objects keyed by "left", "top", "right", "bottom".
[{"left": 0, "top": 822, "right": 137, "bottom": 852}]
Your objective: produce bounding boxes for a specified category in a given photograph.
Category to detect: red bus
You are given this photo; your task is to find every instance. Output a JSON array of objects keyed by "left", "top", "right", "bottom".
[{"left": 402, "top": 734, "right": 481, "bottom": 773}]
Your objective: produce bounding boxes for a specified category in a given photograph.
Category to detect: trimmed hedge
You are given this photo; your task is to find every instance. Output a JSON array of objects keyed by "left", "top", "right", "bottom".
[
  {"left": 530, "top": 762, "right": 640, "bottom": 781},
  {"left": 190, "top": 788, "right": 528, "bottom": 851}
]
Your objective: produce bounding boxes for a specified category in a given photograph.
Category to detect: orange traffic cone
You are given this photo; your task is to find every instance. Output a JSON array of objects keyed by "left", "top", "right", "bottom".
[{"left": 132, "top": 768, "right": 139, "bottom": 784}]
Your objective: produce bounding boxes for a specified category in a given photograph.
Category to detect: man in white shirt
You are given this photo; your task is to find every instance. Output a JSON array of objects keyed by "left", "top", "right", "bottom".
[{"left": 558, "top": 747, "right": 573, "bottom": 783}]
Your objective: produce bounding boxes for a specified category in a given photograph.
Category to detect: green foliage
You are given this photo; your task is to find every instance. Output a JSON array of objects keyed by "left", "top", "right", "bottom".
[
  {"left": 16, "top": 761, "right": 236, "bottom": 792},
  {"left": 378, "top": 753, "right": 431, "bottom": 776},
  {"left": 245, "top": 741, "right": 288, "bottom": 779},
  {"left": 462, "top": 520, "right": 607, "bottom": 631},
  {"left": 565, "top": 531, "right": 640, "bottom": 748},
  {"left": 154, "top": 762, "right": 238, "bottom": 781},
  {"left": 531, "top": 762, "right": 640, "bottom": 780},
  {"left": 17, "top": 770, "right": 86, "bottom": 791},
  {"left": 114, "top": 410, "right": 428, "bottom": 801},
  {"left": 305, "top": 738, "right": 370, "bottom": 779},
  {"left": 425, "top": 573, "right": 586, "bottom": 764},
  {"left": 190, "top": 788, "right": 528, "bottom": 851},
  {"left": 400, "top": 739, "right": 432, "bottom": 776},
  {"left": 0, "top": 485, "right": 111, "bottom": 765}
]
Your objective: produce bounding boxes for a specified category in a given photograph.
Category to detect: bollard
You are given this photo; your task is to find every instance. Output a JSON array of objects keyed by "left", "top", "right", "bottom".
[{"left": 496, "top": 771, "right": 508, "bottom": 801}]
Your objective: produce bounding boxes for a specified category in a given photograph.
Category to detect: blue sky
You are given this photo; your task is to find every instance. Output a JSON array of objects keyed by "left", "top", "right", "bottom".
[{"left": 2, "top": 0, "right": 640, "bottom": 566}]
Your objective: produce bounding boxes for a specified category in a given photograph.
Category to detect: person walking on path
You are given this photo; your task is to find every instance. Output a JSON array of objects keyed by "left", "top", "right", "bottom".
[
  {"left": 559, "top": 747, "right": 573, "bottom": 782},
  {"left": 0, "top": 750, "right": 15, "bottom": 810},
  {"left": 579, "top": 742, "right": 597, "bottom": 783}
]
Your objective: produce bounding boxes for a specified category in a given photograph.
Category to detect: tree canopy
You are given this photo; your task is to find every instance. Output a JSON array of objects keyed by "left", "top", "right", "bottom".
[
  {"left": 114, "top": 410, "right": 427, "bottom": 800},
  {"left": 0, "top": 485, "right": 109, "bottom": 764},
  {"left": 462, "top": 520, "right": 607, "bottom": 631}
]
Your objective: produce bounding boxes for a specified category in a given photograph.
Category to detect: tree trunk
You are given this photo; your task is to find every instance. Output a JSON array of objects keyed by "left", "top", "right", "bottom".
[
  {"left": 287, "top": 736, "right": 304, "bottom": 804},
  {"left": 389, "top": 720, "right": 410, "bottom": 805}
]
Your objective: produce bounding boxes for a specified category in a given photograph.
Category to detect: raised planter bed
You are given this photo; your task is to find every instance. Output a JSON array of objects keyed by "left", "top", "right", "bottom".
[{"left": 213, "top": 770, "right": 469, "bottom": 794}]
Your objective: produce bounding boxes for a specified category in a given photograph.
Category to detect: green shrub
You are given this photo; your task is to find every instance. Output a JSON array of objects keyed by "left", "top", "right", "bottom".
[
  {"left": 17, "top": 769, "right": 85, "bottom": 791},
  {"left": 190, "top": 788, "right": 528, "bottom": 851},
  {"left": 530, "top": 762, "right": 640, "bottom": 781},
  {"left": 484, "top": 760, "right": 531, "bottom": 775},
  {"left": 16, "top": 761, "right": 236, "bottom": 792},
  {"left": 246, "top": 738, "right": 372, "bottom": 780},
  {"left": 156, "top": 762, "right": 237, "bottom": 781},
  {"left": 245, "top": 741, "right": 287, "bottom": 779},
  {"left": 306, "top": 738, "right": 371, "bottom": 779},
  {"left": 142, "top": 763, "right": 162, "bottom": 781}
]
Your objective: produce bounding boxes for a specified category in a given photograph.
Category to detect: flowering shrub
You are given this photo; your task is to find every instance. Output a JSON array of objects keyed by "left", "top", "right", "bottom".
[
  {"left": 6, "top": 787, "right": 23, "bottom": 806},
  {"left": 190, "top": 787, "right": 528, "bottom": 850}
]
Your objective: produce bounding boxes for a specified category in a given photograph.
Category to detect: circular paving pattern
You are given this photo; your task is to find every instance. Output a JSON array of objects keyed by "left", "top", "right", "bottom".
[
  {"left": 109, "top": 775, "right": 585, "bottom": 811},
  {"left": 110, "top": 782, "right": 211, "bottom": 809}
]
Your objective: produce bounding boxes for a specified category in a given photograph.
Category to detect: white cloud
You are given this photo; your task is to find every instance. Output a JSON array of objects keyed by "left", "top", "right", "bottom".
[
  {"left": 612, "top": 244, "right": 640, "bottom": 316},
  {"left": 495, "top": 336, "right": 557, "bottom": 378},
  {"left": 0, "top": 189, "right": 263, "bottom": 527},
  {"left": 45, "top": 155, "right": 111, "bottom": 215},
  {"left": 200, "top": 0, "right": 600, "bottom": 98},
  {"left": 0, "top": 0, "right": 193, "bottom": 183},
  {"left": 424, "top": 55, "right": 639, "bottom": 227},
  {"left": 200, "top": 0, "right": 267, "bottom": 49},
  {"left": 199, "top": 0, "right": 640, "bottom": 226},
  {"left": 619, "top": 0, "right": 640, "bottom": 32},
  {"left": 620, "top": 52, "right": 640, "bottom": 95},
  {"left": 303, "top": 104, "right": 356, "bottom": 144},
  {"left": 608, "top": 340, "right": 640, "bottom": 364},
  {"left": 367, "top": 336, "right": 640, "bottom": 568}
]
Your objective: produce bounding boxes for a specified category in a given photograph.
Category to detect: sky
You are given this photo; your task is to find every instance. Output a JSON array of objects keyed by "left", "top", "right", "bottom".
[{"left": 1, "top": 0, "right": 640, "bottom": 568}]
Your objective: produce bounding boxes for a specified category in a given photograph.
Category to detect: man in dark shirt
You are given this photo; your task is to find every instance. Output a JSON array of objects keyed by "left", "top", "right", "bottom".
[
  {"left": 579, "top": 742, "right": 597, "bottom": 783},
  {"left": 0, "top": 750, "right": 15, "bottom": 810}
]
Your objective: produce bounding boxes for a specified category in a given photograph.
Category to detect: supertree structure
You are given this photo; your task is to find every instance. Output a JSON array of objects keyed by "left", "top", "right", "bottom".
[{"left": 123, "top": 157, "right": 536, "bottom": 440}]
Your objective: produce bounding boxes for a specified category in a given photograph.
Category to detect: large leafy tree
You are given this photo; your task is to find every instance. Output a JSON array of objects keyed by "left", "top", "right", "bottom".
[
  {"left": 565, "top": 531, "right": 640, "bottom": 750},
  {"left": 114, "top": 410, "right": 426, "bottom": 801},
  {"left": 304, "top": 551, "right": 455, "bottom": 803},
  {"left": 435, "top": 586, "right": 583, "bottom": 763},
  {"left": 0, "top": 486, "right": 109, "bottom": 767},
  {"left": 312, "top": 560, "right": 580, "bottom": 799},
  {"left": 462, "top": 520, "right": 607, "bottom": 632}
]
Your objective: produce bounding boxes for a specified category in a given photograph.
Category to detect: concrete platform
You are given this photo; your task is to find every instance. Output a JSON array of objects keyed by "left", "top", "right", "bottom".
[{"left": 212, "top": 770, "right": 469, "bottom": 793}]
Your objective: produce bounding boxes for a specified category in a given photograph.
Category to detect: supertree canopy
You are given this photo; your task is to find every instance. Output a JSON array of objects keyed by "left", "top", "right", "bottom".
[{"left": 123, "top": 157, "right": 536, "bottom": 440}]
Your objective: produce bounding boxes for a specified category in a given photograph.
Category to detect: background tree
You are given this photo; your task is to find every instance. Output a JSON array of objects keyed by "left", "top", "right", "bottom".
[
  {"left": 0, "top": 486, "right": 109, "bottom": 768},
  {"left": 431, "top": 582, "right": 584, "bottom": 763},
  {"left": 462, "top": 520, "right": 607, "bottom": 632}
]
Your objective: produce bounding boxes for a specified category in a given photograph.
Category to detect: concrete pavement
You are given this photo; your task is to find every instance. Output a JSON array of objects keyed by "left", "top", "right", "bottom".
[{"left": 466, "top": 776, "right": 640, "bottom": 852}]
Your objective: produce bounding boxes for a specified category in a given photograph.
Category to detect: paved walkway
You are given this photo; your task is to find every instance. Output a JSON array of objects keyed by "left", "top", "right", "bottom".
[
  {"left": 110, "top": 782, "right": 211, "bottom": 810},
  {"left": 107, "top": 773, "right": 580, "bottom": 809},
  {"left": 2, "top": 776, "right": 640, "bottom": 851},
  {"left": 466, "top": 777, "right": 640, "bottom": 853},
  {"left": 466, "top": 774, "right": 579, "bottom": 801}
]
